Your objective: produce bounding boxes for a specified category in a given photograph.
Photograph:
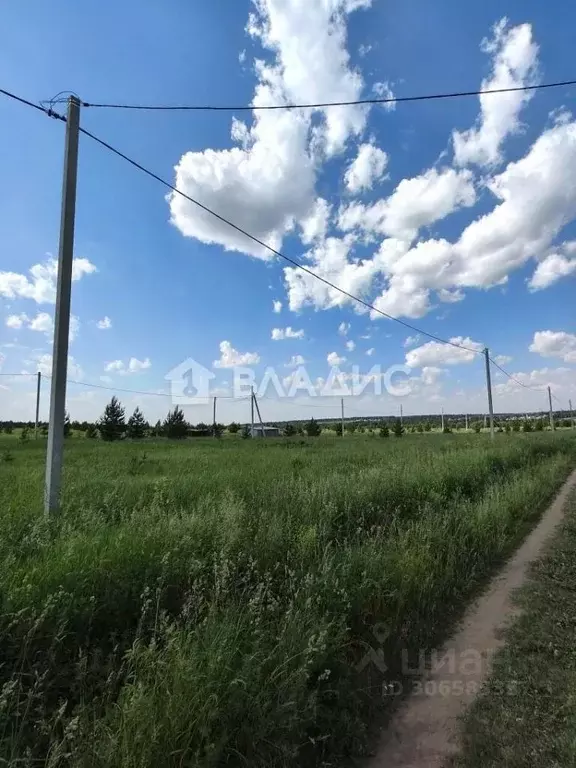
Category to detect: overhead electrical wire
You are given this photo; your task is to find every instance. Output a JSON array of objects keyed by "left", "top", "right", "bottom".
[
  {"left": 0, "top": 83, "right": 567, "bottom": 399},
  {"left": 79, "top": 78, "right": 576, "bottom": 112},
  {"left": 77, "top": 123, "right": 483, "bottom": 356}
]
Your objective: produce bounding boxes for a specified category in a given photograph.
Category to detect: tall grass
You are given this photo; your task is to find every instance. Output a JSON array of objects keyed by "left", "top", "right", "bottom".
[{"left": 0, "top": 432, "right": 574, "bottom": 766}]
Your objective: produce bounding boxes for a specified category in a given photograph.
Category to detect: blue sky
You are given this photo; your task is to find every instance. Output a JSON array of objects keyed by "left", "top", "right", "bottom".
[{"left": 0, "top": 0, "right": 575, "bottom": 424}]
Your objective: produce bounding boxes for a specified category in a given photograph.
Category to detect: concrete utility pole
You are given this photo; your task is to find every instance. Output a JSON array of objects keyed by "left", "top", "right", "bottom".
[
  {"left": 441, "top": 408, "right": 444, "bottom": 432},
  {"left": 484, "top": 347, "right": 495, "bottom": 440},
  {"left": 341, "top": 397, "right": 345, "bottom": 437},
  {"left": 570, "top": 399, "right": 575, "bottom": 429},
  {"left": 548, "top": 386, "right": 555, "bottom": 431},
  {"left": 250, "top": 386, "right": 255, "bottom": 437},
  {"left": 44, "top": 96, "right": 81, "bottom": 514},
  {"left": 34, "top": 371, "right": 41, "bottom": 439},
  {"left": 212, "top": 396, "right": 217, "bottom": 437},
  {"left": 465, "top": 413, "right": 468, "bottom": 431},
  {"left": 253, "top": 391, "right": 265, "bottom": 437}
]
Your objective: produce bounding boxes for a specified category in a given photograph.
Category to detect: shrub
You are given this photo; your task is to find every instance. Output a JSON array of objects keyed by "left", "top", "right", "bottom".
[
  {"left": 379, "top": 423, "right": 389, "bottom": 438},
  {"left": 304, "top": 418, "right": 321, "bottom": 437},
  {"left": 283, "top": 423, "right": 297, "bottom": 437},
  {"left": 392, "top": 419, "right": 404, "bottom": 437}
]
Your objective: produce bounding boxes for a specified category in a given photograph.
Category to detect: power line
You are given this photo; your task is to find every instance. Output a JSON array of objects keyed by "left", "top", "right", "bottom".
[
  {"left": 77, "top": 124, "right": 482, "bottom": 356},
  {"left": 80, "top": 79, "right": 576, "bottom": 112},
  {"left": 40, "top": 374, "right": 250, "bottom": 401},
  {"left": 0, "top": 86, "right": 65, "bottom": 121},
  {"left": 489, "top": 357, "right": 548, "bottom": 393}
]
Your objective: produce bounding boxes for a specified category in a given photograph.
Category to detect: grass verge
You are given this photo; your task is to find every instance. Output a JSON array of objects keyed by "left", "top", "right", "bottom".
[{"left": 454, "top": 484, "right": 576, "bottom": 768}]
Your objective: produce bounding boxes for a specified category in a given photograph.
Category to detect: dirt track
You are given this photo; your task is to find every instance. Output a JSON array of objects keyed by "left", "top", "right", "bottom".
[{"left": 370, "top": 468, "right": 576, "bottom": 768}]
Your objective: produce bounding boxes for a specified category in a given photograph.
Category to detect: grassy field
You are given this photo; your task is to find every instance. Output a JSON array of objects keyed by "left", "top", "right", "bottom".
[
  {"left": 1, "top": 431, "right": 575, "bottom": 767},
  {"left": 454, "top": 485, "right": 576, "bottom": 768}
]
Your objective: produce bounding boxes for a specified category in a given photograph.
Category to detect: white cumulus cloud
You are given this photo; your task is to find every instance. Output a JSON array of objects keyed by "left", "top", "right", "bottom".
[
  {"left": 97, "top": 316, "right": 112, "bottom": 330},
  {"left": 528, "top": 242, "right": 576, "bottom": 291},
  {"left": 105, "top": 357, "right": 151, "bottom": 375},
  {"left": 453, "top": 19, "right": 539, "bottom": 167},
  {"left": 344, "top": 143, "right": 388, "bottom": 193},
  {"left": 406, "top": 337, "right": 484, "bottom": 368},
  {"left": 327, "top": 351, "right": 346, "bottom": 366},
  {"left": 271, "top": 326, "right": 305, "bottom": 340},
  {"left": 0, "top": 256, "right": 96, "bottom": 304},
  {"left": 530, "top": 331, "right": 576, "bottom": 364},
  {"left": 214, "top": 340, "right": 260, "bottom": 368}
]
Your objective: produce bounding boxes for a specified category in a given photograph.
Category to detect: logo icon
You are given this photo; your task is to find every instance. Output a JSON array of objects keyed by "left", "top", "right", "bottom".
[{"left": 165, "top": 358, "right": 216, "bottom": 404}]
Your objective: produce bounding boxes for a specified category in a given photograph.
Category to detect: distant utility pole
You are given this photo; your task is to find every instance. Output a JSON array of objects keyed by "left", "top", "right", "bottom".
[
  {"left": 44, "top": 95, "right": 81, "bottom": 514},
  {"left": 253, "top": 392, "right": 265, "bottom": 437},
  {"left": 548, "top": 386, "right": 555, "bottom": 431},
  {"left": 441, "top": 408, "right": 444, "bottom": 431},
  {"left": 34, "top": 371, "right": 41, "bottom": 439},
  {"left": 250, "top": 386, "right": 255, "bottom": 437},
  {"left": 570, "top": 399, "right": 575, "bottom": 429},
  {"left": 341, "top": 397, "right": 345, "bottom": 437},
  {"left": 212, "top": 396, "right": 217, "bottom": 437},
  {"left": 465, "top": 413, "right": 468, "bottom": 431},
  {"left": 484, "top": 347, "right": 495, "bottom": 440},
  {"left": 400, "top": 403, "right": 403, "bottom": 427}
]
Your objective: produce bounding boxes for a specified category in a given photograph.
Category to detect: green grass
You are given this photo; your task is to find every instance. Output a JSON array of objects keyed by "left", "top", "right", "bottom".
[
  {"left": 0, "top": 432, "right": 575, "bottom": 767},
  {"left": 453, "top": 485, "right": 576, "bottom": 768}
]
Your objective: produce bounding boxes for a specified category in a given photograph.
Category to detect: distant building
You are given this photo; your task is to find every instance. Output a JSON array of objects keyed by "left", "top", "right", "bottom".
[{"left": 251, "top": 425, "right": 281, "bottom": 437}]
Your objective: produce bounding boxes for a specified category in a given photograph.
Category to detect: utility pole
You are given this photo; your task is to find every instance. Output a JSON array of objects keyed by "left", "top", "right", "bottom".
[
  {"left": 44, "top": 96, "right": 81, "bottom": 514},
  {"left": 400, "top": 403, "right": 403, "bottom": 427},
  {"left": 253, "top": 391, "right": 265, "bottom": 436},
  {"left": 548, "top": 386, "right": 555, "bottom": 431},
  {"left": 341, "top": 398, "right": 345, "bottom": 437},
  {"left": 212, "top": 396, "right": 217, "bottom": 437},
  {"left": 465, "top": 413, "right": 468, "bottom": 432},
  {"left": 250, "top": 386, "right": 255, "bottom": 437},
  {"left": 570, "top": 399, "right": 575, "bottom": 429},
  {"left": 484, "top": 347, "right": 495, "bottom": 440},
  {"left": 441, "top": 408, "right": 444, "bottom": 432},
  {"left": 34, "top": 371, "right": 41, "bottom": 439}
]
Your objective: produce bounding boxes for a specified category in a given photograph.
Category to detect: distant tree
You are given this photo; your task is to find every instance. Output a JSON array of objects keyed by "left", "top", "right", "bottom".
[
  {"left": 305, "top": 418, "right": 321, "bottom": 437},
  {"left": 424, "top": 422, "right": 431, "bottom": 432},
  {"left": 85, "top": 424, "right": 97, "bottom": 439},
  {"left": 442, "top": 425, "right": 452, "bottom": 434},
  {"left": 358, "top": 426, "right": 366, "bottom": 433},
  {"left": 416, "top": 423, "right": 424, "bottom": 433},
  {"left": 334, "top": 423, "right": 343, "bottom": 437},
  {"left": 504, "top": 423, "right": 511, "bottom": 433},
  {"left": 63, "top": 411, "right": 71, "bottom": 438},
  {"left": 127, "top": 407, "right": 148, "bottom": 439},
  {"left": 345, "top": 423, "right": 357, "bottom": 434},
  {"left": 4, "top": 424, "right": 13, "bottom": 434},
  {"left": 213, "top": 423, "right": 224, "bottom": 438},
  {"left": 98, "top": 396, "right": 126, "bottom": 442},
  {"left": 241, "top": 424, "right": 251, "bottom": 439},
  {"left": 283, "top": 423, "right": 297, "bottom": 437},
  {"left": 379, "top": 423, "right": 389, "bottom": 438},
  {"left": 150, "top": 419, "right": 163, "bottom": 437},
  {"left": 473, "top": 422, "right": 482, "bottom": 433},
  {"left": 512, "top": 421, "right": 521, "bottom": 432},
  {"left": 523, "top": 420, "right": 533, "bottom": 433},
  {"left": 227, "top": 422, "right": 240, "bottom": 434},
  {"left": 20, "top": 427, "right": 29, "bottom": 442},
  {"left": 40, "top": 424, "right": 49, "bottom": 437},
  {"left": 534, "top": 419, "right": 544, "bottom": 432},
  {"left": 163, "top": 406, "right": 188, "bottom": 439},
  {"left": 392, "top": 419, "right": 404, "bottom": 438}
]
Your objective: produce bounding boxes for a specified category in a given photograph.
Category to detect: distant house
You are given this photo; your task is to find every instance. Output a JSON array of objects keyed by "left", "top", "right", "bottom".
[{"left": 251, "top": 425, "right": 281, "bottom": 438}]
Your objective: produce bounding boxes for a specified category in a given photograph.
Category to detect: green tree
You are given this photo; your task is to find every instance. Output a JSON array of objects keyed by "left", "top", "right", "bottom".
[
  {"left": 416, "top": 423, "right": 424, "bottom": 433},
  {"left": 334, "top": 423, "right": 343, "bottom": 436},
  {"left": 98, "top": 397, "right": 126, "bottom": 442},
  {"left": 63, "top": 411, "right": 71, "bottom": 438},
  {"left": 213, "top": 423, "right": 224, "bottom": 438},
  {"left": 392, "top": 419, "right": 404, "bottom": 438},
  {"left": 163, "top": 406, "right": 188, "bottom": 439},
  {"left": 512, "top": 421, "right": 521, "bottom": 432},
  {"left": 85, "top": 424, "right": 97, "bottom": 439},
  {"left": 241, "top": 424, "right": 251, "bottom": 439},
  {"left": 424, "top": 422, "right": 431, "bottom": 432},
  {"left": 4, "top": 424, "right": 13, "bottom": 434},
  {"left": 20, "top": 427, "right": 29, "bottom": 442},
  {"left": 283, "top": 423, "right": 297, "bottom": 437},
  {"left": 345, "top": 423, "right": 357, "bottom": 434},
  {"left": 127, "top": 407, "right": 148, "bottom": 439},
  {"left": 523, "top": 420, "right": 533, "bottom": 433},
  {"left": 534, "top": 419, "right": 544, "bottom": 432},
  {"left": 227, "top": 422, "right": 240, "bottom": 434},
  {"left": 305, "top": 418, "right": 321, "bottom": 437},
  {"left": 379, "top": 423, "right": 389, "bottom": 438}
]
